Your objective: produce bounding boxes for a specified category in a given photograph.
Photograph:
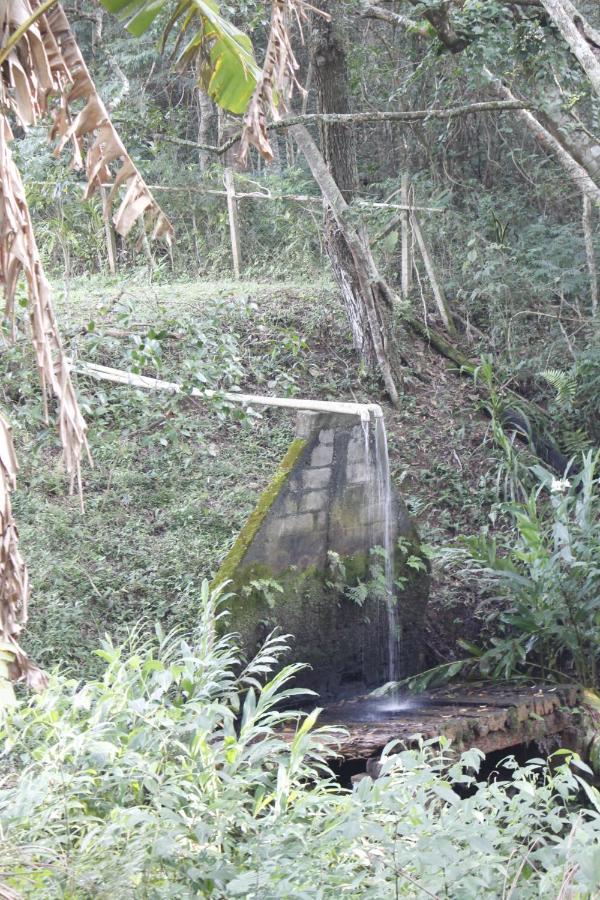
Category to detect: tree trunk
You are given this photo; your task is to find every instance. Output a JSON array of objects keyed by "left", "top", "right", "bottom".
[
  {"left": 291, "top": 124, "right": 400, "bottom": 405},
  {"left": 197, "top": 90, "right": 216, "bottom": 173},
  {"left": 309, "top": 0, "right": 398, "bottom": 392},
  {"left": 538, "top": 0, "right": 600, "bottom": 100}
]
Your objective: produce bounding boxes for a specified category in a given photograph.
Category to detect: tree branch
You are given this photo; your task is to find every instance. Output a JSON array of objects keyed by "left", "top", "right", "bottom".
[
  {"left": 155, "top": 101, "right": 531, "bottom": 157},
  {"left": 484, "top": 67, "right": 600, "bottom": 204},
  {"left": 360, "top": 3, "right": 427, "bottom": 36},
  {"left": 538, "top": 0, "right": 600, "bottom": 100}
]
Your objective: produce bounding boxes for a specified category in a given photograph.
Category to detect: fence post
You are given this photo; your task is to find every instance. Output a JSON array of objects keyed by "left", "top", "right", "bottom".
[
  {"left": 100, "top": 185, "right": 117, "bottom": 275},
  {"left": 224, "top": 168, "right": 242, "bottom": 278},
  {"left": 401, "top": 173, "right": 412, "bottom": 299},
  {"left": 411, "top": 210, "right": 457, "bottom": 336}
]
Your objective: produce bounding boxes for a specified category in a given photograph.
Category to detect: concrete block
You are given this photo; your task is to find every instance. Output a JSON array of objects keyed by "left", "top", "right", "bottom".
[
  {"left": 360, "top": 502, "right": 384, "bottom": 525},
  {"left": 316, "top": 511, "right": 328, "bottom": 529},
  {"left": 295, "top": 411, "right": 320, "bottom": 439},
  {"left": 347, "top": 462, "right": 368, "bottom": 484},
  {"left": 300, "top": 490, "right": 329, "bottom": 513},
  {"left": 281, "top": 513, "right": 315, "bottom": 536},
  {"left": 303, "top": 467, "right": 332, "bottom": 490},
  {"left": 311, "top": 443, "right": 334, "bottom": 467},
  {"left": 347, "top": 436, "right": 367, "bottom": 463},
  {"left": 215, "top": 409, "right": 430, "bottom": 701},
  {"left": 282, "top": 495, "right": 299, "bottom": 515}
]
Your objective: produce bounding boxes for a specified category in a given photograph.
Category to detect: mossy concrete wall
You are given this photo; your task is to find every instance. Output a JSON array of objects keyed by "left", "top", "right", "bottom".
[{"left": 213, "top": 411, "right": 430, "bottom": 698}]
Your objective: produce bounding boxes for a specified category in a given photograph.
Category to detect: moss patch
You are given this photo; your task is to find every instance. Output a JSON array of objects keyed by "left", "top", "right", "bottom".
[{"left": 211, "top": 437, "right": 307, "bottom": 589}]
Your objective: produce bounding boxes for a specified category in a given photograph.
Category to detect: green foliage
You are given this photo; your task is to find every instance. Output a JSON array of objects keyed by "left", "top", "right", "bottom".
[
  {"left": 326, "top": 538, "right": 424, "bottom": 609},
  {"left": 2, "top": 584, "right": 600, "bottom": 898},
  {"left": 461, "top": 452, "right": 600, "bottom": 686},
  {"left": 100, "top": 0, "right": 260, "bottom": 113},
  {"left": 570, "top": 349, "right": 600, "bottom": 444},
  {"left": 540, "top": 368, "right": 578, "bottom": 408},
  {"left": 474, "top": 356, "right": 533, "bottom": 504}
]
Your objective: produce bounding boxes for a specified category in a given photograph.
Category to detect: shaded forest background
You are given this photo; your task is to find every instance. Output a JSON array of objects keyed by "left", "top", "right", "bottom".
[{"left": 19, "top": 0, "right": 600, "bottom": 368}]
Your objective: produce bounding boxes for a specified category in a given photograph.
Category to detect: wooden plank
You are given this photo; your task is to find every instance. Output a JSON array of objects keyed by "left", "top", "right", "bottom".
[{"left": 283, "top": 683, "right": 581, "bottom": 761}]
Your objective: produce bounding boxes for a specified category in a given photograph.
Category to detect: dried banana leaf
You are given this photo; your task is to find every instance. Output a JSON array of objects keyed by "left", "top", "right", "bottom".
[
  {"left": 240, "top": 0, "right": 314, "bottom": 162},
  {"left": 0, "top": 410, "right": 46, "bottom": 693},
  {"left": 1, "top": 0, "right": 173, "bottom": 241},
  {"left": 0, "top": 115, "right": 90, "bottom": 496}
]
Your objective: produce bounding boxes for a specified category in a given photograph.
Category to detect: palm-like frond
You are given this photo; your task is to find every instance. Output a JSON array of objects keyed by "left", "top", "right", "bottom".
[
  {"left": 540, "top": 368, "right": 577, "bottom": 406},
  {"left": 0, "top": 412, "right": 46, "bottom": 696},
  {"left": 101, "top": 0, "right": 261, "bottom": 115}
]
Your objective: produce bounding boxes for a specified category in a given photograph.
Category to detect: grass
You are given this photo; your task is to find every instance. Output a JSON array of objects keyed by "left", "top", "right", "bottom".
[
  {"left": 6, "top": 273, "right": 371, "bottom": 675},
  {"left": 3, "top": 271, "right": 497, "bottom": 677}
]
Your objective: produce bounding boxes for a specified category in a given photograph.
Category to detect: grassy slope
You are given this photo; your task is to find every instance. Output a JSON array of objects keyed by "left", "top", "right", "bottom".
[{"left": 4, "top": 273, "right": 494, "bottom": 676}]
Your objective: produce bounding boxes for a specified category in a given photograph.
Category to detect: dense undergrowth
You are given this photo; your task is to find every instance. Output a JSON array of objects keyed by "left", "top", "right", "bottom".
[
  {"left": 3, "top": 274, "right": 391, "bottom": 675},
  {"left": 2, "top": 583, "right": 600, "bottom": 899},
  {"left": 4, "top": 268, "right": 599, "bottom": 695}
]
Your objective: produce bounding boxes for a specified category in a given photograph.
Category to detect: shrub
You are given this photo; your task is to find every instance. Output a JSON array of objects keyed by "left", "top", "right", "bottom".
[
  {"left": 463, "top": 451, "right": 600, "bottom": 686},
  {"left": 1, "top": 582, "right": 599, "bottom": 898}
]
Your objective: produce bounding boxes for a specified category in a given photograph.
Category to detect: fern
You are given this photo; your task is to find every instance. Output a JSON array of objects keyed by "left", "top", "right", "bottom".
[
  {"left": 540, "top": 368, "right": 577, "bottom": 407},
  {"left": 562, "top": 427, "right": 591, "bottom": 456}
]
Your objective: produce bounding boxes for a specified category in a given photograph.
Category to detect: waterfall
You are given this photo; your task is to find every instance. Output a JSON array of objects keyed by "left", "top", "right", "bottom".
[{"left": 363, "top": 412, "right": 399, "bottom": 687}]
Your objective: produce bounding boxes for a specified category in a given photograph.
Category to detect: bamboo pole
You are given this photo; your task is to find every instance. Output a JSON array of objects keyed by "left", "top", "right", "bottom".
[
  {"left": 71, "top": 358, "right": 382, "bottom": 422},
  {"left": 582, "top": 194, "right": 598, "bottom": 317},
  {"left": 401, "top": 174, "right": 413, "bottom": 299},
  {"left": 100, "top": 185, "right": 117, "bottom": 275},
  {"left": 411, "top": 211, "right": 457, "bottom": 336}
]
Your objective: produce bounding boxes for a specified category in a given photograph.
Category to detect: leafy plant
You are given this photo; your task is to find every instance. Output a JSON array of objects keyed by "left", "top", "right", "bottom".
[
  {"left": 463, "top": 452, "right": 600, "bottom": 686},
  {"left": 540, "top": 368, "right": 578, "bottom": 408},
  {"left": 242, "top": 576, "right": 284, "bottom": 609},
  {"left": 100, "top": 0, "right": 261, "bottom": 114},
  {"left": 2, "top": 583, "right": 600, "bottom": 898},
  {"left": 474, "top": 356, "right": 534, "bottom": 503}
]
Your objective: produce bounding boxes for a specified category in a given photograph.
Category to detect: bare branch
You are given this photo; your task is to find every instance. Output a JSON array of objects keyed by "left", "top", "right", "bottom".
[
  {"left": 156, "top": 101, "right": 531, "bottom": 157},
  {"left": 360, "top": 3, "right": 427, "bottom": 36},
  {"left": 484, "top": 68, "right": 600, "bottom": 204}
]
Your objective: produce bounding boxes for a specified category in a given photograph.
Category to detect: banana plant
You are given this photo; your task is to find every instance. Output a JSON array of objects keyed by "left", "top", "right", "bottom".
[{"left": 99, "top": 0, "right": 261, "bottom": 114}]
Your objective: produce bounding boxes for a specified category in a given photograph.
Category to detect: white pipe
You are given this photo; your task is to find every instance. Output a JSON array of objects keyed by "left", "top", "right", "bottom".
[{"left": 71, "top": 359, "right": 384, "bottom": 421}]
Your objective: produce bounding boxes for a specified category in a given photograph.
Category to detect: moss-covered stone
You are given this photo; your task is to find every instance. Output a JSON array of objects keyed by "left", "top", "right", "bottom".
[
  {"left": 209, "top": 411, "right": 430, "bottom": 699},
  {"left": 211, "top": 438, "right": 307, "bottom": 590}
]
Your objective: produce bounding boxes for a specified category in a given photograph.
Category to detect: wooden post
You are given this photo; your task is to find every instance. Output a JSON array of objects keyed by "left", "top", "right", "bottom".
[
  {"left": 224, "top": 167, "right": 242, "bottom": 278},
  {"left": 138, "top": 219, "right": 154, "bottom": 276},
  {"left": 401, "top": 174, "right": 412, "bottom": 299},
  {"left": 100, "top": 185, "right": 117, "bottom": 275},
  {"left": 411, "top": 211, "right": 457, "bottom": 336}
]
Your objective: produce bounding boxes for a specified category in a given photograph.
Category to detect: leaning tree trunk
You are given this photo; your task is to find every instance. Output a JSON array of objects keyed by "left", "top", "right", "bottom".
[
  {"left": 309, "top": 0, "right": 397, "bottom": 390},
  {"left": 538, "top": 0, "right": 600, "bottom": 101},
  {"left": 291, "top": 124, "right": 399, "bottom": 403}
]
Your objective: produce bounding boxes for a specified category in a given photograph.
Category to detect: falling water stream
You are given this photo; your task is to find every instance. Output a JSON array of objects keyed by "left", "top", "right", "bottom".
[{"left": 363, "top": 411, "right": 399, "bottom": 693}]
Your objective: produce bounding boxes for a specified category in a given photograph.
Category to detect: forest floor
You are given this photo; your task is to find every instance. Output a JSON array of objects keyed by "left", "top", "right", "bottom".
[{"left": 5, "top": 273, "right": 500, "bottom": 676}]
